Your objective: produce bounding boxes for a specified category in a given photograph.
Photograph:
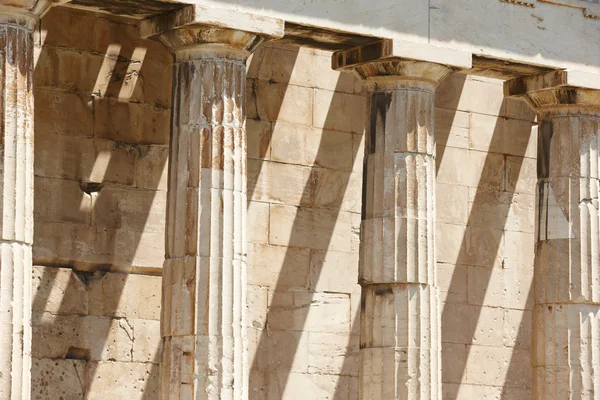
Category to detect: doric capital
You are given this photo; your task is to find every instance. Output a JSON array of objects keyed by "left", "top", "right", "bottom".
[
  {"left": 139, "top": 5, "right": 283, "bottom": 62},
  {"left": 0, "top": 0, "right": 59, "bottom": 28},
  {"left": 505, "top": 69, "right": 600, "bottom": 112},
  {"left": 332, "top": 39, "right": 470, "bottom": 87}
]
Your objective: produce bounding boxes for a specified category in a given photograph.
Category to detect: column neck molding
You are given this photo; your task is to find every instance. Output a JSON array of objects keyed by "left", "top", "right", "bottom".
[{"left": 356, "top": 60, "right": 452, "bottom": 89}]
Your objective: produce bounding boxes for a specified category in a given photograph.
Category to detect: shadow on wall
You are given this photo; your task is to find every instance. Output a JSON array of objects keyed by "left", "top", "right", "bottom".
[{"left": 31, "top": 7, "right": 169, "bottom": 399}]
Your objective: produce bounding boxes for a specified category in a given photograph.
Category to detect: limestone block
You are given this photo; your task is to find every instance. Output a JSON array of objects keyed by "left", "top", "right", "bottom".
[
  {"left": 506, "top": 155, "right": 537, "bottom": 196},
  {"left": 257, "top": 44, "right": 317, "bottom": 89},
  {"left": 437, "top": 263, "right": 467, "bottom": 304},
  {"left": 134, "top": 145, "right": 168, "bottom": 190},
  {"left": 436, "top": 222, "right": 466, "bottom": 265},
  {"left": 313, "top": 89, "right": 366, "bottom": 134},
  {"left": 247, "top": 243, "right": 310, "bottom": 289},
  {"left": 269, "top": 204, "right": 355, "bottom": 252},
  {"left": 504, "top": 97, "right": 536, "bottom": 122},
  {"left": 35, "top": 47, "right": 104, "bottom": 93},
  {"left": 307, "top": 332, "right": 359, "bottom": 376},
  {"left": 32, "top": 265, "right": 88, "bottom": 315},
  {"left": 34, "top": 176, "right": 91, "bottom": 224},
  {"left": 471, "top": 306, "right": 504, "bottom": 347},
  {"left": 442, "top": 304, "right": 502, "bottom": 345},
  {"left": 132, "top": 319, "right": 161, "bottom": 363},
  {"left": 436, "top": 74, "right": 505, "bottom": 116},
  {"left": 313, "top": 169, "right": 362, "bottom": 213},
  {"left": 137, "top": 59, "right": 173, "bottom": 107},
  {"left": 40, "top": 8, "right": 96, "bottom": 52},
  {"left": 464, "top": 226, "right": 505, "bottom": 268},
  {"left": 464, "top": 345, "right": 531, "bottom": 388},
  {"left": 268, "top": 372, "right": 352, "bottom": 400},
  {"left": 89, "top": 139, "right": 137, "bottom": 185},
  {"left": 246, "top": 285, "right": 268, "bottom": 329},
  {"left": 247, "top": 201, "right": 269, "bottom": 244},
  {"left": 267, "top": 291, "right": 350, "bottom": 333},
  {"left": 441, "top": 342, "right": 467, "bottom": 383},
  {"left": 255, "top": 330, "right": 310, "bottom": 374},
  {"left": 314, "top": 51, "right": 357, "bottom": 94},
  {"left": 93, "top": 97, "right": 170, "bottom": 145},
  {"left": 255, "top": 81, "right": 313, "bottom": 126},
  {"left": 436, "top": 146, "right": 505, "bottom": 191},
  {"left": 34, "top": 134, "right": 94, "bottom": 180},
  {"left": 465, "top": 190, "right": 534, "bottom": 234},
  {"left": 503, "top": 267, "right": 534, "bottom": 311},
  {"left": 248, "top": 159, "right": 313, "bottom": 205},
  {"left": 435, "top": 108, "right": 470, "bottom": 150},
  {"left": 352, "top": 133, "right": 364, "bottom": 173},
  {"left": 92, "top": 184, "right": 166, "bottom": 233},
  {"left": 469, "top": 113, "right": 535, "bottom": 158},
  {"left": 503, "top": 309, "right": 532, "bottom": 349},
  {"left": 85, "top": 361, "right": 159, "bottom": 399},
  {"left": 247, "top": 118, "right": 272, "bottom": 161},
  {"left": 113, "top": 229, "right": 165, "bottom": 271},
  {"left": 88, "top": 273, "right": 161, "bottom": 320},
  {"left": 467, "top": 265, "right": 504, "bottom": 308},
  {"left": 437, "top": 183, "right": 469, "bottom": 225},
  {"left": 31, "top": 358, "right": 85, "bottom": 400},
  {"left": 309, "top": 250, "right": 359, "bottom": 293},
  {"left": 442, "top": 383, "right": 502, "bottom": 400},
  {"left": 34, "top": 89, "right": 93, "bottom": 137},
  {"left": 504, "top": 230, "right": 535, "bottom": 270}
]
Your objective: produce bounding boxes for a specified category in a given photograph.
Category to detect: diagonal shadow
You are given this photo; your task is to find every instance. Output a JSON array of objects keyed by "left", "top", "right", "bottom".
[
  {"left": 31, "top": 7, "right": 168, "bottom": 398},
  {"left": 246, "top": 46, "right": 362, "bottom": 398},
  {"left": 439, "top": 94, "right": 534, "bottom": 399}
]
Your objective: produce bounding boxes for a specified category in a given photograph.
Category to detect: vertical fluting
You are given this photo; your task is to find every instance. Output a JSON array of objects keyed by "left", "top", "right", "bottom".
[
  {"left": 161, "top": 51, "right": 248, "bottom": 400},
  {"left": 0, "top": 23, "right": 34, "bottom": 400},
  {"left": 359, "top": 80, "right": 441, "bottom": 400},
  {"left": 534, "top": 109, "right": 600, "bottom": 399}
]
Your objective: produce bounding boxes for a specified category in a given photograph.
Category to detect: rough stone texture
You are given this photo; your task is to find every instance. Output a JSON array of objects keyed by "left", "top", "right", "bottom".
[{"left": 0, "top": 15, "right": 37, "bottom": 400}]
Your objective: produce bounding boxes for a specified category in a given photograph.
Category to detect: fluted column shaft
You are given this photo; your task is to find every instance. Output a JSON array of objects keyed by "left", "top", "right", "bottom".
[
  {"left": 0, "top": 6, "right": 46, "bottom": 399},
  {"left": 158, "top": 27, "right": 265, "bottom": 400},
  {"left": 533, "top": 104, "right": 600, "bottom": 399},
  {"left": 354, "top": 62, "right": 450, "bottom": 400}
]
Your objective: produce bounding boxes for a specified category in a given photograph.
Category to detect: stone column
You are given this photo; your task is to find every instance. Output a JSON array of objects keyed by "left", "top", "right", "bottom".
[
  {"left": 334, "top": 43, "right": 453, "bottom": 399},
  {"left": 0, "top": 2, "right": 49, "bottom": 399},
  {"left": 157, "top": 25, "right": 277, "bottom": 399},
  {"left": 506, "top": 71, "right": 600, "bottom": 399}
]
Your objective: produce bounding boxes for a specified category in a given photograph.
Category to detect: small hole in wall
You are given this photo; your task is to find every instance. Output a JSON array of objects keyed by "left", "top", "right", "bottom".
[{"left": 65, "top": 346, "right": 91, "bottom": 362}]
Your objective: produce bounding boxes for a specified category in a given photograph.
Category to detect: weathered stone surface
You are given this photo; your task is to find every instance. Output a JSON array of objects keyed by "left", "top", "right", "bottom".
[{"left": 31, "top": 359, "right": 85, "bottom": 400}]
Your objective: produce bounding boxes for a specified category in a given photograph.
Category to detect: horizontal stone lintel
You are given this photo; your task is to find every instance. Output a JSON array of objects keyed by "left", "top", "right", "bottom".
[
  {"left": 332, "top": 38, "right": 472, "bottom": 71},
  {"left": 139, "top": 4, "right": 284, "bottom": 39},
  {"left": 505, "top": 69, "right": 600, "bottom": 97}
]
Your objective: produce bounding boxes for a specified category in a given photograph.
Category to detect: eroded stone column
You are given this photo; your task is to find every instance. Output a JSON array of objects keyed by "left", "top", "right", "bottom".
[
  {"left": 157, "top": 26, "right": 275, "bottom": 399},
  {"left": 334, "top": 45, "right": 452, "bottom": 399},
  {"left": 0, "top": 2, "right": 48, "bottom": 399},
  {"left": 506, "top": 72, "right": 600, "bottom": 399}
]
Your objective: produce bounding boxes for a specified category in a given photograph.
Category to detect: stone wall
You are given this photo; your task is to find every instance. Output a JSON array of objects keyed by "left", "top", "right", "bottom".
[{"left": 30, "top": 6, "right": 536, "bottom": 399}]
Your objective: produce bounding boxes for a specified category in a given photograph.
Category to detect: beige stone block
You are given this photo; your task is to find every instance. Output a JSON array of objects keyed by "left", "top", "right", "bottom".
[
  {"left": 437, "top": 183, "right": 469, "bottom": 225},
  {"left": 269, "top": 371, "right": 351, "bottom": 400},
  {"left": 93, "top": 185, "right": 166, "bottom": 233},
  {"left": 467, "top": 189, "right": 535, "bottom": 234},
  {"left": 352, "top": 133, "right": 365, "bottom": 173},
  {"left": 269, "top": 204, "right": 354, "bottom": 252},
  {"left": 247, "top": 243, "right": 310, "bottom": 289},
  {"left": 137, "top": 59, "right": 173, "bottom": 107},
  {"left": 32, "top": 265, "right": 88, "bottom": 315},
  {"left": 504, "top": 230, "right": 535, "bottom": 271},
  {"left": 85, "top": 361, "right": 159, "bottom": 399},
  {"left": 34, "top": 176, "right": 91, "bottom": 224},
  {"left": 267, "top": 291, "right": 350, "bottom": 333},
  {"left": 257, "top": 44, "right": 318, "bottom": 88},
  {"left": 313, "top": 168, "right": 361, "bottom": 213},
  {"left": 246, "top": 79, "right": 259, "bottom": 120},
  {"left": 442, "top": 383, "right": 502, "bottom": 400},
  {"left": 442, "top": 304, "right": 502, "bottom": 345},
  {"left": 134, "top": 145, "right": 168, "bottom": 190},
  {"left": 504, "top": 97, "right": 536, "bottom": 121},
  {"left": 504, "top": 309, "right": 532, "bottom": 349},
  {"left": 255, "top": 81, "right": 313, "bottom": 126},
  {"left": 436, "top": 73, "right": 505, "bottom": 116},
  {"left": 471, "top": 306, "right": 504, "bottom": 347},
  {"left": 436, "top": 146, "right": 505, "bottom": 191},
  {"left": 35, "top": 89, "right": 93, "bottom": 137},
  {"left": 307, "top": 332, "right": 359, "bottom": 376},
  {"left": 247, "top": 118, "right": 272, "bottom": 161},
  {"left": 247, "top": 285, "right": 268, "bottom": 329},
  {"left": 35, "top": 47, "right": 103, "bottom": 93},
  {"left": 465, "top": 345, "right": 531, "bottom": 388},
  {"left": 314, "top": 52, "right": 357, "bottom": 94},
  {"left": 309, "top": 250, "right": 359, "bottom": 293},
  {"left": 114, "top": 229, "right": 164, "bottom": 271},
  {"left": 248, "top": 201, "right": 269, "bottom": 244},
  {"left": 40, "top": 8, "right": 96, "bottom": 52},
  {"left": 465, "top": 226, "right": 504, "bottom": 268},
  {"left": 248, "top": 160, "right": 313, "bottom": 205},
  {"left": 94, "top": 97, "right": 170, "bottom": 145},
  {"left": 435, "top": 108, "right": 470, "bottom": 150},
  {"left": 34, "top": 134, "right": 93, "bottom": 180},
  {"left": 132, "top": 319, "right": 161, "bottom": 363},
  {"left": 31, "top": 358, "right": 85, "bottom": 400},
  {"left": 503, "top": 266, "right": 534, "bottom": 311},
  {"left": 256, "top": 330, "right": 310, "bottom": 374},
  {"left": 89, "top": 139, "right": 137, "bottom": 185},
  {"left": 436, "top": 222, "right": 466, "bottom": 265},
  {"left": 313, "top": 89, "right": 366, "bottom": 134},
  {"left": 88, "top": 272, "right": 161, "bottom": 320},
  {"left": 437, "top": 262, "right": 467, "bottom": 304},
  {"left": 506, "top": 155, "right": 537, "bottom": 196},
  {"left": 469, "top": 113, "right": 535, "bottom": 158},
  {"left": 467, "top": 265, "right": 504, "bottom": 308},
  {"left": 441, "top": 342, "right": 466, "bottom": 383}
]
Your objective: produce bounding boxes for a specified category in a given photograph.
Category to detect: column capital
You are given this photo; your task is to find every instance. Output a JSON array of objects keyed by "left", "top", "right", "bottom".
[
  {"left": 332, "top": 38, "right": 471, "bottom": 86},
  {"left": 505, "top": 69, "right": 600, "bottom": 112},
  {"left": 0, "top": 0, "right": 59, "bottom": 29},
  {"left": 139, "top": 5, "right": 283, "bottom": 62}
]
